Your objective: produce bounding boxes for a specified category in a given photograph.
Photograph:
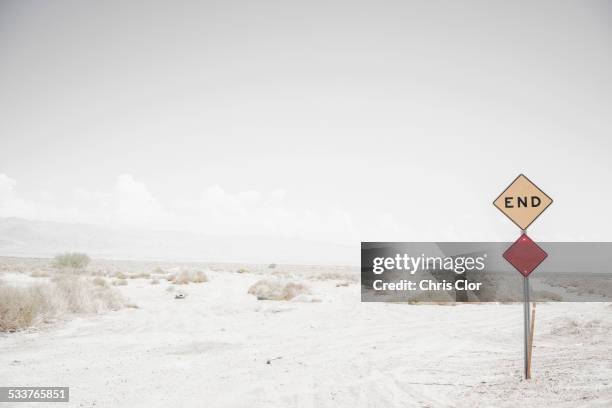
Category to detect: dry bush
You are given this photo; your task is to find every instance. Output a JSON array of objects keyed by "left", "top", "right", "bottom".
[
  {"left": 128, "top": 272, "right": 150, "bottom": 279},
  {"left": 237, "top": 268, "right": 249, "bottom": 274},
  {"left": 248, "top": 279, "right": 310, "bottom": 301},
  {"left": 53, "top": 252, "right": 90, "bottom": 270},
  {"left": 167, "top": 270, "right": 208, "bottom": 285},
  {"left": 150, "top": 279, "right": 160, "bottom": 285},
  {"left": 534, "top": 290, "right": 563, "bottom": 302},
  {"left": 0, "top": 286, "right": 46, "bottom": 331},
  {"left": 539, "top": 274, "right": 612, "bottom": 299},
  {"left": 92, "top": 277, "right": 108, "bottom": 287},
  {"left": 271, "top": 270, "right": 298, "bottom": 280},
  {"left": 89, "top": 270, "right": 107, "bottom": 277},
  {"left": 53, "top": 276, "right": 124, "bottom": 314},
  {"left": 114, "top": 271, "right": 127, "bottom": 279},
  {"left": 30, "top": 270, "right": 50, "bottom": 278},
  {"left": 313, "top": 271, "right": 359, "bottom": 283},
  {"left": 0, "top": 277, "right": 125, "bottom": 332},
  {"left": 112, "top": 279, "right": 128, "bottom": 286}
]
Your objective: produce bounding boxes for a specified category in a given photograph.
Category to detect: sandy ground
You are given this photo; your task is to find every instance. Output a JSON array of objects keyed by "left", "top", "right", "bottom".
[{"left": 1, "top": 269, "right": 611, "bottom": 408}]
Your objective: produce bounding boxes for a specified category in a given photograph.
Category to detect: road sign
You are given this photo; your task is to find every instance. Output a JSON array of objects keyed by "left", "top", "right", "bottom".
[
  {"left": 503, "top": 233, "right": 548, "bottom": 277},
  {"left": 494, "top": 174, "right": 552, "bottom": 380},
  {"left": 493, "top": 174, "right": 553, "bottom": 230}
]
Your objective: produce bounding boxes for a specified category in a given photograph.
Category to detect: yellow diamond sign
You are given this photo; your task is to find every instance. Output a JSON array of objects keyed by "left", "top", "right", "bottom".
[{"left": 493, "top": 174, "right": 553, "bottom": 230}]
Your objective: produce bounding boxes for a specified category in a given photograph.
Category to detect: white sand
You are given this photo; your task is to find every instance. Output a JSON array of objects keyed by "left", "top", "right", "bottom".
[{"left": 1, "top": 270, "right": 611, "bottom": 407}]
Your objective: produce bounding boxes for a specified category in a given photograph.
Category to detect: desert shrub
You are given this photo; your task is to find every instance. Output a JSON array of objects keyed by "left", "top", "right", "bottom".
[
  {"left": 112, "top": 279, "right": 128, "bottom": 286},
  {"left": 53, "top": 252, "right": 90, "bottom": 270},
  {"left": 150, "top": 279, "right": 160, "bottom": 285},
  {"left": 167, "top": 270, "right": 208, "bottom": 285},
  {"left": 0, "top": 286, "right": 46, "bottom": 331},
  {"left": 89, "top": 270, "right": 106, "bottom": 277},
  {"left": 53, "top": 276, "right": 124, "bottom": 313},
  {"left": 314, "top": 270, "right": 359, "bottom": 282},
  {"left": 534, "top": 290, "right": 563, "bottom": 302},
  {"left": 237, "top": 268, "right": 249, "bottom": 274},
  {"left": 247, "top": 279, "right": 310, "bottom": 301},
  {"left": 128, "top": 272, "right": 150, "bottom": 279},
  {"left": 114, "top": 271, "right": 127, "bottom": 279},
  {"left": 30, "top": 270, "right": 50, "bottom": 278},
  {"left": 0, "top": 277, "right": 125, "bottom": 332},
  {"left": 92, "top": 277, "right": 108, "bottom": 287}
]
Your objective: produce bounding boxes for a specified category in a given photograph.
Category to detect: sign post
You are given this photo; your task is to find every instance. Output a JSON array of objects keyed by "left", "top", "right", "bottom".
[
  {"left": 494, "top": 174, "right": 552, "bottom": 380},
  {"left": 528, "top": 302, "right": 536, "bottom": 376},
  {"left": 523, "top": 274, "right": 530, "bottom": 378}
]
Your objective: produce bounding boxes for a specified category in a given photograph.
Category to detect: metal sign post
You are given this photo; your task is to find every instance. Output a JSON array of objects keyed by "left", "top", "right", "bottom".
[{"left": 523, "top": 275, "right": 530, "bottom": 379}]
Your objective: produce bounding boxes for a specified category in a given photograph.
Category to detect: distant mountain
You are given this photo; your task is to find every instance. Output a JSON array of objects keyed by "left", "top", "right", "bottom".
[{"left": 0, "top": 217, "right": 357, "bottom": 265}]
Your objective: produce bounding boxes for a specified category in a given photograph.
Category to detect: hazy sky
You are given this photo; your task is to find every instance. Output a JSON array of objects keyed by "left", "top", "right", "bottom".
[{"left": 1, "top": 0, "right": 611, "bottom": 243}]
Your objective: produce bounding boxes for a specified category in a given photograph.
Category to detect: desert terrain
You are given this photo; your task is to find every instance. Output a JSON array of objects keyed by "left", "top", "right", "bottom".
[{"left": 1, "top": 257, "right": 611, "bottom": 408}]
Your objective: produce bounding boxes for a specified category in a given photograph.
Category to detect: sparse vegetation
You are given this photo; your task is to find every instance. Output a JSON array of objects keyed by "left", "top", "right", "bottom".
[
  {"left": 0, "top": 276, "right": 125, "bottom": 332},
  {"left": 128, "top": 272, "right": 150, "bottom": 279},
  {"left": 551, "top": 318, "right": 611, "bottom": 336},
  {"left": 152, "top": 267, "right": 166, "bottom": 274},
  {"left": 112, "top": 279, "right": 128, "bottom": 286},
  {"left": 167, "top": 270, "right": 208, "bottom": 285},
  {"left": 53, "top": 252, "right": 91, "bottom": 270},
  {"left": 150, "top": 279, "right": 160, "bottom": 285},
  {"left": 534, "top": 290, "right": 563, "bottom": 302},
  {"left": 30, "top": 270, "right": 50, "bottom": 278},
  {"left": 313, "top": 270, "right": 359, "bottom": 283},
  {"left": 248, "top": 279, "right": 310, "bottom": 301}
]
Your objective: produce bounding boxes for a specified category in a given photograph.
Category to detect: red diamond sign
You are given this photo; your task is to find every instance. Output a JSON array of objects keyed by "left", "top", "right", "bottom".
[{"left": 503, "top": 234, "right": 548, "bottom": 277}]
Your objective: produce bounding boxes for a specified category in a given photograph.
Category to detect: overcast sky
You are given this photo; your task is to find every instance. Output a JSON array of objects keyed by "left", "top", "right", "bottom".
[{"left": 0, "top": 0, "right": 611, "bottom": 244}]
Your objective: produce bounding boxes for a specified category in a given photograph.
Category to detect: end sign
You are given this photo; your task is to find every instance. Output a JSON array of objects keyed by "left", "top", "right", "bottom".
[
  {"left": 494, "top": 173, "right": 552, "bottom": 381},
  {"left": 493, "top": 174, "right": 553, "bottom": 230}
]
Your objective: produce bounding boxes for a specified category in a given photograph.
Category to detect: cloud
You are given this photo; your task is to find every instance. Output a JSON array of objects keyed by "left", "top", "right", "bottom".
[
  {"left": 0, "top": 174, "right": 17, "bottom": 204},
  {"left": 112, "top": 174, "right": 166, "bottom": 225},
  {"left": 0, "top": 173, "right": 52, "bottom": 219},
  {"left": 0, "top": 173, "right": 373, "bottom": 244}
]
